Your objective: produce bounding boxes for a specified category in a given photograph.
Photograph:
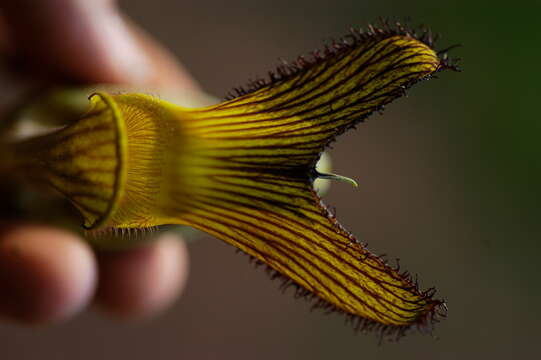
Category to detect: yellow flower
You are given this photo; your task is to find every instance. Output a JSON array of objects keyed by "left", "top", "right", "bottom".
[{"left": 2, "top": 23, "right": 457, "bottom": 338}]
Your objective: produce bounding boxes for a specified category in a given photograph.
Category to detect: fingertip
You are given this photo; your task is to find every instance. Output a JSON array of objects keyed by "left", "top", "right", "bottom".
[
  {"left": 96, "top": 232, "right": 189, "bottom": 319},
  {"left": 0, "top": 224, "right": 97, "bottom": 324}
]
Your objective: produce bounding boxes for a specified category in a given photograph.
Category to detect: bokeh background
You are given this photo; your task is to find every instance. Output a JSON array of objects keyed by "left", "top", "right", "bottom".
[{"left": 1, "top": 0, "right": 540, "bottom": 359}]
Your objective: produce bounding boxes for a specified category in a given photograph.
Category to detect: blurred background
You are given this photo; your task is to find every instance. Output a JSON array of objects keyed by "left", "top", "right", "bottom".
[{"left": 1, "top": 0, "right": 540, "bottom": 359}]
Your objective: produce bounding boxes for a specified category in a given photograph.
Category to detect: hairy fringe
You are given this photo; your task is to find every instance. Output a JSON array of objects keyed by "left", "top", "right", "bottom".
[
  {"left": 225, "top": 18, "right": 460, "bottom": 101},
  {"left": 237, "top": 248, "right": 447, "bottom": 343},
  {"left": 85, "top": 226, "right": 159, "bottom": 242}
]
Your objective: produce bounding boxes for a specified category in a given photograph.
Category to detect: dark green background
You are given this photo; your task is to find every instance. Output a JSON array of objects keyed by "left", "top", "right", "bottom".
[{"left": 1, "top": 0, "right": 539, "bottom": 359}]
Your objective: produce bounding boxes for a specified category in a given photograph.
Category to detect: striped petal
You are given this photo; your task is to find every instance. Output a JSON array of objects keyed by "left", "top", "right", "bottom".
[{"left": 3, "top": 24, "right": 456, "bottom": 337}]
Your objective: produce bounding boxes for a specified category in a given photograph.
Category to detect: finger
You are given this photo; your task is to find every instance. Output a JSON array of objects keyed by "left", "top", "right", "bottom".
[
  {"left": 0, "top": 224, "right": 96, "bottom": 323},
  {"left": 0, "top": 0, "right": 199, "bottom": 90},
  {"left": 95, "top": 232, "right": 189, "bottom": 318}
]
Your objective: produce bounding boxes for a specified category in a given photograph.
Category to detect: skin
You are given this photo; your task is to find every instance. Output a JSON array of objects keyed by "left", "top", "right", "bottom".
[{"left": 0, "top": 0, "right": 194, "bottom": 324}]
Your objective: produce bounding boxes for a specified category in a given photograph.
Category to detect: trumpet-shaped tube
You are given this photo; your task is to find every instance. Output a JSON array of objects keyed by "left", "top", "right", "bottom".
[{"left": 2, "top": 28, "right": 455, "bottom": 335}]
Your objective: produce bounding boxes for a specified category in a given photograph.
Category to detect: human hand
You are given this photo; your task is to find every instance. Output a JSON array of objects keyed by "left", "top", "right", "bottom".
[{"left": 0, "top": 0, "right": 195, "bottom": 324}]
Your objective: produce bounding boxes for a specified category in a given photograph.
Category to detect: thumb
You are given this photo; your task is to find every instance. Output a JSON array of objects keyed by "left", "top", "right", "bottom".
[{"left": 0, "top": 0, "right": 198, "bottom": 90}]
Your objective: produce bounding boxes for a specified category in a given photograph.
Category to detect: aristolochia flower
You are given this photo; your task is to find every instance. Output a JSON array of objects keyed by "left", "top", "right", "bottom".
[{"left": 2, "top": 23, "right": 457, "bottom": 338}]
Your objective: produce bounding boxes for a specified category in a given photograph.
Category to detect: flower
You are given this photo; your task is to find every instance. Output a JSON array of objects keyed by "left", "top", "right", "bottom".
[{"left": 2, "top": 22, "right": 457, "bottom": 338}]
